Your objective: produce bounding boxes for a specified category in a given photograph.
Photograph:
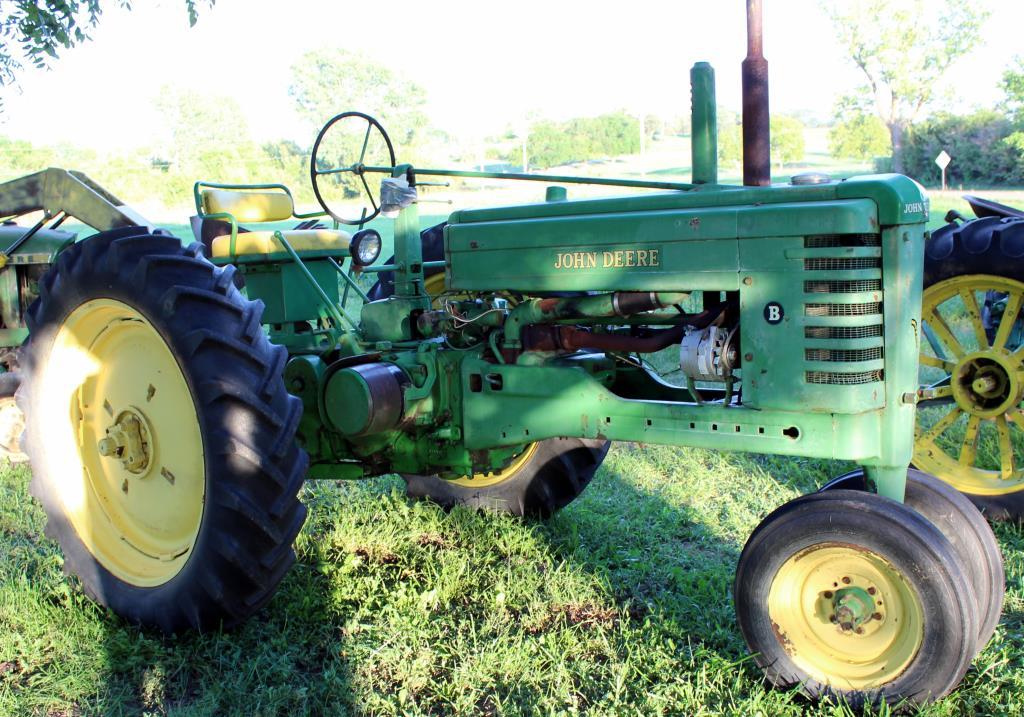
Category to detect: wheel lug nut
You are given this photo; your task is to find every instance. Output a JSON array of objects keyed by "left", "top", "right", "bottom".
[
  {"left": 867, "top": 587, "right": 876, "bottom": 595},
  {"left": 872, "top": 612, "right": 882, "bottom": 621},
  {"left": 841, "top": 576, "right": 851, "bottom": 585}
]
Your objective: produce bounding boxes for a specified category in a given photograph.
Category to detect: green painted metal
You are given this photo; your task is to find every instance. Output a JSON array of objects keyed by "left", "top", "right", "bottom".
[{"left": 690, "top": 62, "right": 718, "bottom": 185}]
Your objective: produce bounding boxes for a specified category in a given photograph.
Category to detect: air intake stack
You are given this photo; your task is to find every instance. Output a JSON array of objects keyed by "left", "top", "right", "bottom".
[{"left": 742, "top": 0, "right": 771, "bottom": 186}]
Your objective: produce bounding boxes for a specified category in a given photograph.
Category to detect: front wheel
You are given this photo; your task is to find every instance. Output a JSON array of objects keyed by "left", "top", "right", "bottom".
[
  {"left": 20, "top": 229, "right": 308, "bottom": 632},
  {"left": 735, "top": 490, "right": 978, "bottom": 707}
]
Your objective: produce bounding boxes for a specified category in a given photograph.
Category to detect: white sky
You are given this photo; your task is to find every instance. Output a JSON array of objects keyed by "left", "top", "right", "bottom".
[{"left": 0, "top": 0, "right": 1021, "bottom": 150}]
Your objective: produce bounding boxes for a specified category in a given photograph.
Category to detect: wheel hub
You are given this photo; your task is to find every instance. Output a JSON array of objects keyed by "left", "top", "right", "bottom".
[
  {"left": 952, "top": 351, "right": 1022, "bottom": 418},
  {"left": 97, "top": 407, "right": 152, "bottom": 474},
  {"left": 830, "top": 585, "right": 878, "bottom": 633}
]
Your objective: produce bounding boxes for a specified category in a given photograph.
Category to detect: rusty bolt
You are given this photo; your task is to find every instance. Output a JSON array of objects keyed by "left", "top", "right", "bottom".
[
  {"left": 823, "top": 591, "right": 833, "bottom": 599},
  {"left": 867, "top": 587, "right": 876, "bottom": 595},
  {"left": 743, "top": 276, "right": 753, "bottom": 286},
  {"left": 855, "top": 627, "right": 864, "bottom": 635},
  {"left": 872, "top": 612, "right": 882, "bottom": 621},
  {"left": 841, "top": 576, "right": 851, "bottom": 585},
  {"left": 744, "top": 353, "right": 754, "bottom": 362},
  {"left": 829, "top": 614, "right": 837, "bottom": 623}
]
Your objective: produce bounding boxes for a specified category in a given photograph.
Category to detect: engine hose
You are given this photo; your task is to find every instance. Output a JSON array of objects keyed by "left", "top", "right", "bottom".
[
  {"left": 503, "top": 291, "right": 690, "bottom": 347},
  {"left": 521, "top": 301, "right": 730, "bottom": 354}
]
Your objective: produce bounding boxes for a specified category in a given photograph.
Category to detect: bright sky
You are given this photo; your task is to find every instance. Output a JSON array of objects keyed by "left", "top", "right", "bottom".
[{"left": 0, "top": 0, "right": 1020, "bottom": 150}]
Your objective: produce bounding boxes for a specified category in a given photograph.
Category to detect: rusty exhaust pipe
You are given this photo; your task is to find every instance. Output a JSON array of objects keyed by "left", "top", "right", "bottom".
[{"left": 742, "top": 0, "right": 771, "bottom": 186}]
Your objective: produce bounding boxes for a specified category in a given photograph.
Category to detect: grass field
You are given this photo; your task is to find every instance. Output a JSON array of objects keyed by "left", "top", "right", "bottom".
[
  {"left": 2, "top": 448, "right": 1023, "bottom": 716},
  {"left": 5, "top": 166, "right": 1024, "bottom": 715}
]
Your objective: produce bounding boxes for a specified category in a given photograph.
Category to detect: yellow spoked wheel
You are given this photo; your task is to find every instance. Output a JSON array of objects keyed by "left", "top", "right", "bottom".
[
  {"left": 43, "top": 299, "right": 204, "bottom": 587},
  {"left": 736, "top": 490, "right": 979, "bottom": 707},
  {"left": 768, "top": 545, "right": 924, "bottom": 689},
  {"left": 22, "top": 230, "right": 307, "bottom": 633},
  {"left": 915, "top": 275, "right": 1024, "bottom": 507}
]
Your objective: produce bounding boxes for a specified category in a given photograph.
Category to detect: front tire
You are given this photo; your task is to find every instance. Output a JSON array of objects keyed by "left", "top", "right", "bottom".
[
  {"left": 820, "top": 468, "right": 1004, "bottom": 654},
  {"left": 735, "top": 490, "right": 979, "bottom": 707},
  {"left": 19, "top": 229, "right": 308, "bottom": 632}
]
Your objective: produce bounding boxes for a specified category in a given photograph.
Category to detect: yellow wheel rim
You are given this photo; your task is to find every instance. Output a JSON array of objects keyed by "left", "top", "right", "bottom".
[
  {"left": 39, "top": 299, "right": 205, "bottom": 587},
  {"left": 915, "top": 275, "right": 1024, "bottom": 496},
  {"left": 449, "top": 442, "right": 539, "bottom": 488},
  {"left": 768, "top": 544, "right": 924, "bottom": 690}
]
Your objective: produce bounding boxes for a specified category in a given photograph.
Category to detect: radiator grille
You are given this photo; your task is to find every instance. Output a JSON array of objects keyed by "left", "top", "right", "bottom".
[
  {"left": 804, "top": 279, "right": 882, "bottom": 294},
  {"left": 805, "top": 325, "right": 884, "bottom": 339},
  {"left": 801, "top": 233, "right": 885, "bottom": 387},
  {"left": 805, "top": 302, "right": 882, "bottom": 317},
  {"left": 806, "top": 370, "right": 884, "bottom": 385},
  {"left": 806, "top": 347, "right": 884, "bottom": 362},
  {"left": 804, "top": 234, "right": 882, "bottom": 248},
  {"left": 804, "top": 257, "right": 881, "bottom": 271}
]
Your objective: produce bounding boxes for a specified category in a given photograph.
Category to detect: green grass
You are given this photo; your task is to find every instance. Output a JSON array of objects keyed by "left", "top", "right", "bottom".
[{"left": 2, "top": 447, "right": 1023, "bottom": 715}]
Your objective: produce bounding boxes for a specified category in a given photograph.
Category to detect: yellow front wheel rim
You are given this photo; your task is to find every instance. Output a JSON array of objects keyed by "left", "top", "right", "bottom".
[
  {"left": 769, "top": 544, "right": 924, "bottom": 690},
  {"left": 41, "top": 299, "right": 205, "bottom": 587},
  {"left": 915, "top": 275, "right": 1024, "bottom": 496}
]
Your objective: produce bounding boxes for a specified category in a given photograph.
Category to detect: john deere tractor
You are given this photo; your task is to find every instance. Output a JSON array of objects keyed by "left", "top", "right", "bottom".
[{"left": 0, "top": 0, "right": 1011, "bottom": 707}]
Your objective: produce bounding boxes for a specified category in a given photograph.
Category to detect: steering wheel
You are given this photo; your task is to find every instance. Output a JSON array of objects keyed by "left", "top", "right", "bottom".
[{"left": 310, "top": 111, "right": 397, "bottom": 225}]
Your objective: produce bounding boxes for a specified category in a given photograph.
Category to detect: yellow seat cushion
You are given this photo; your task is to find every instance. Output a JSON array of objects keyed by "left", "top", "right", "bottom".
[
  {"left": 211, "top": 229, "right": 351, "bottom": 258},
  {"left": 203, "top": 190, "right": 294, "bottom": 222}
]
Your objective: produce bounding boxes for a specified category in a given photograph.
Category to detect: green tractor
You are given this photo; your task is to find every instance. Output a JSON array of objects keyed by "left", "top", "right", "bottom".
[{"left": 0, "top": 1, "right": 1013, "bottom": 707}]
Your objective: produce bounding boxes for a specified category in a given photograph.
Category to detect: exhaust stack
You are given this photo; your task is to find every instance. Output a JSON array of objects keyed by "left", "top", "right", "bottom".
[{"left": 742, "top": 0, "right": 771, "bottom": 186}]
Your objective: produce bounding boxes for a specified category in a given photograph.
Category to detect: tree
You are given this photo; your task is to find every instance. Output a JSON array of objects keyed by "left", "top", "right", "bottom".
[
  {"left": 1002, "top": 56, "right": 1024, "bottom": 122},
  {"left": 829, "top": 111, "right": 891, "bottom": 161},
  {"left": 289, "top": 48, "right": 428, "bottom": 148},
  {"left": 717, "top": 110, "right": 741, "bottom": 169},
  {"left": 523, "top": 113, "right": 640, "bottom": 170},
  {"left": 822, "top": 0, "right": 988, "bottom": 173},
  {"left": 902, "top": 111, "right": 1024, "bottom": 186},
  {"left": 0, "top": 1, "right": 212, "bottom": 91},
  {"left": 770, "top": 115, "right": 806, "bottom": 167}
]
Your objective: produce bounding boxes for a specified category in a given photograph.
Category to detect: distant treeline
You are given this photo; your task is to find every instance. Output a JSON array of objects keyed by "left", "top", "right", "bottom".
[{"left": 901, "top": 112, "right": 1024, "bottom": 186}]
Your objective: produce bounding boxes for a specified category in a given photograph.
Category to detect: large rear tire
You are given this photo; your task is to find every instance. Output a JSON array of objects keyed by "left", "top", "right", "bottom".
[
  {"left": 404, "top": 438, "right": 609, "bottom": 518},
  {"left": 916, "top": 217, "right": 1024, "bottom": 519},
  {"left": 19, "top": 229, "right": 308, "bottom": 632}
]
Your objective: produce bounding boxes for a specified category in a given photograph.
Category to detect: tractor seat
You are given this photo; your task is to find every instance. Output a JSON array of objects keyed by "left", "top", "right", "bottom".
[{"left": 210, "top": 229, "right": 351, "bottom": 259}]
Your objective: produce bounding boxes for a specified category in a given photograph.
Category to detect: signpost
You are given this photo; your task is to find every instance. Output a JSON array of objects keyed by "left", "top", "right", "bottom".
[{"left": 935, "top": 150, "right": 951, "bottom": 192}]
